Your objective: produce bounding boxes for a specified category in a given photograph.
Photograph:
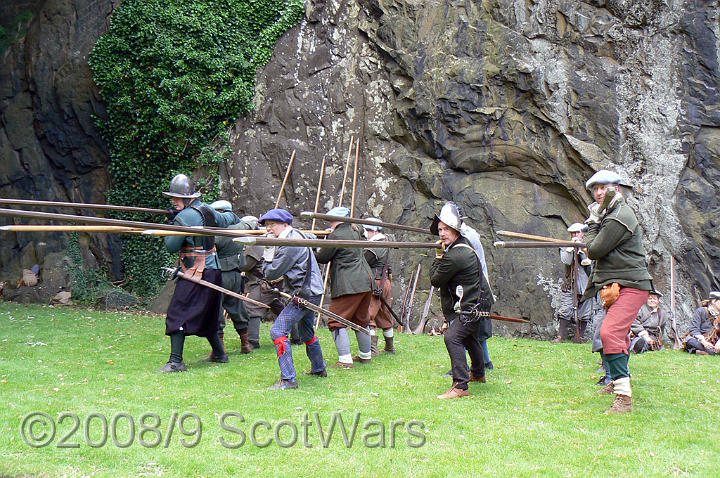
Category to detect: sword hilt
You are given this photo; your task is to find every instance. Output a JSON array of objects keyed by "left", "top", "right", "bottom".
[{"left": 161, "top": 267, "right": 179, "bottom": 280}]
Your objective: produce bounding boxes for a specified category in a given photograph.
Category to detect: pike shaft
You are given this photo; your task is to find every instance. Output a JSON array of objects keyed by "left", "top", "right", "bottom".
[
  {"left": 494, "top": 240, "right": 587, "bottom": 249},
  {"left": 0, "top": 198, "right": 167, "bottom": 215},
  {"left": 0, "top": 208, "right": 251, "bottom": 238},
  {"left": 235, "top": 235, "right": 439, "bottom": 249},
  {"left": 273, "top": 289, "right": 370, "bottom": 335},
  {"left": 495, "top": 230, "right": 567, "bottom": 243},
  {"left": 301, "top": 212, "right": 430, "bottom": 234},
  {"left": 170, "top": 268, "right": 270, "bottom": 309}
]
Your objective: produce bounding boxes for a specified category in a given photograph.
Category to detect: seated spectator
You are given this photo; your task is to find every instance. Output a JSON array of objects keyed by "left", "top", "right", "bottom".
[
  {"left": 629, "top": 291, "right": 667, "bottom": 353},
  {"left": 683, "top": 291, "right": 720, "bottom": 355}
]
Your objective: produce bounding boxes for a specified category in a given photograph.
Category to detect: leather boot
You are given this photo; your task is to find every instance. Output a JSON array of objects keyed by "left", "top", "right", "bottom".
[
  {"left": 205, "top": 331, "right": 225, "bottom": 360},
  {"left": 604, "top": 394, "right": 633, "bottom": 414},
  {"left": 437, "top": 383, "right": 469, "bottom": 399},
  {"left": 239, "top": 328, "right": 253, "bottom": 354},
  {"left": 383, "top": 335, "right": 395, "bottom": 354},
  {"left": 597, "top": 381, "right": 614, "bottom": 395},
  {"left": 370, "top": 335, "right": 379, "bottom": 357}
]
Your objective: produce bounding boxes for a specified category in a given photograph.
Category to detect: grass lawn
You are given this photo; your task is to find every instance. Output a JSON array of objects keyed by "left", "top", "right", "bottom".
[{"left": 0, "top": 302, "right": 717, "bottom": 477}]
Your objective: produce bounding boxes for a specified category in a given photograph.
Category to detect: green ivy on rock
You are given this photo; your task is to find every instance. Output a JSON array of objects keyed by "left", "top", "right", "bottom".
[{"left": 89, "top": 0, "right": 304, "bottom": 300}]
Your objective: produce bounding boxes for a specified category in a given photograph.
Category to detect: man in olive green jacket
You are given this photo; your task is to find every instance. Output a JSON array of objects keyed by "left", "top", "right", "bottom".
[
  {"left": 582, "top": 170, "right": 653, "bottom": 414},
  {"left": 315, "top": 207, "right": 377, "bottom": 368}
]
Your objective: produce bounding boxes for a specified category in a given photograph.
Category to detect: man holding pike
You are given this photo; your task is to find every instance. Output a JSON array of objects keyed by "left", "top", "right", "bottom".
[
  {"left": 430, "top": 203, "right": 494, "bottom": 399},
  {"left": 157, "top": 174, "right": 235, "bottom": 373},
  {"left": 581, "top": 170, "right": 653, "bottom": 414},
  {"left": 259, "top": 208, "right": 327, "bottom": 389}
]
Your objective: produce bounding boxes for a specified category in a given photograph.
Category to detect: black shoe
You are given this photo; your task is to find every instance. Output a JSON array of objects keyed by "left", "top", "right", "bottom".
[
  {"left": 268, "top": 379, "right": 299, "bottom": 390},
  {"left": 442, "top": 369, "right": 452, "bottom": 377},
  {"left": 250, "top": 341, "right": 261, "bottom": 350},
  {"left": 199, "top": 354, "right": 229, "bottom": 363},
  {"left": 305, "top": 369, "right": 328, "bottom": 377},
  {"left": 596, "top": 375, "right": 612, "bottom": 386},
  {"left": 485, "top": 361, "right": 494, "bottom": 370},
  {"left": 156, "top": 361, "right": 187, "bottom": 373}
]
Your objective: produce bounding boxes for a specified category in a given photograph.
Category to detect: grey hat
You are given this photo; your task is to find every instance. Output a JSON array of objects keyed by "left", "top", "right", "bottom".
[
  {"left": 567, "top": 223, "right": 588, "bottom": 233},
  {"left": 210, "top": 200, "right": 233, "bottom": 212},
  {"left": 363, "top": 217, "right": 383, "bottom": 232},
  {"left": 649, "top": 290, "right": 663, "bottom": 298},
  {"left": 585, "top": 170, "right": 622, "bottom": 189},
  {"left": 241, "top": 215, "right": 259, "bottom": 230},
  {"left": 162, "top": 174, "right": 201, "bottom": 198}
]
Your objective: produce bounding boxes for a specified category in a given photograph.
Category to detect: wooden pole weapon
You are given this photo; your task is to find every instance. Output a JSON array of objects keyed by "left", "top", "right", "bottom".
[
  {"left": 350, "top": 140, "right": 360, "bottom": 217},
  {"left": 274, "top": 150, "right": 296, "bottom": 209},
  {"left": 163, "top": 267, "right": 271, "bottom": 310},
  {"left": 319, "top": 136, "right": 354, "bottom": 326},
  {"left": 0, "top": 198, "right": 168, "bottom": 215},
  {"left": 670, "top": 256, "right": 682, "bottom": 349},
  {"left": 0, "top": 208, "right": 255, "bottom": 238},
  {"left": 0, "top": 225, "right": 146, "bottom": 233},
  {"left": 338, "top": 136, "right": 354, "bottom": 207},
  {"left": 301, "top": 212, "right": 429, "bottom": 234},
  {"left": 402, "top": 264, "right": 421, "bottom": 332},
  {"left": 413, "top": 286, "right": 434, "bottom": 334},
  {"left": 496, "top": 230, "right": 568, "bottom": 243},
  {"left": 311, "top": 155, "right": 327, "bottom": 231},
  {"left": 0, "top": 224, "right": 329, "bottom": 236},
  {"left": 234, "top": 236, "right": 440, "bottom": 249},
  {"left": 271, "top": 288, "right": 369, "bottom": 335},
  {"left": 494, "top": 240, "right": 587, "bottom": 248}
]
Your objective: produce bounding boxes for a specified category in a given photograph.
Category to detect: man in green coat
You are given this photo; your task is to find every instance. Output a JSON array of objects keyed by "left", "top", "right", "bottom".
[
  {"left": 210, "top": 200, "right": 255, "bottom": 354},
  {"left": 363, "top": 218, "right": 396, "bottom": 355},
  {"left": 315, "top": 207, "right": 378, "bottom": 368},
  {"left": 158, "top": 174, "right": 233, "bottom": 372},
  {"left": 581, "top": 170, "right": 653, "bottom": 414}
]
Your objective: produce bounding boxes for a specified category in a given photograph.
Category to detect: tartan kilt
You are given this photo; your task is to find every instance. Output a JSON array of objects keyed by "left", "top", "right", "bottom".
[{"left": 166, "top": 269, "right": 223, "bottom": 337}]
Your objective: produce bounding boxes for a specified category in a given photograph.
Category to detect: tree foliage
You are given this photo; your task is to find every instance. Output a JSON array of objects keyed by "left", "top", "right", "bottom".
[{"left": 89, "top": 0, "right": 304, "bottom": 299}]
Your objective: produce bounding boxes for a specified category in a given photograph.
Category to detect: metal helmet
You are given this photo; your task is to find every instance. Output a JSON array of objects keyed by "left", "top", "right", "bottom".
[
  {"left": 210, "top": 200, "right": 233, "bottom": 212},
  {"left": 162, "top": 174, "right": 201, "bottom": 198},
  {"left": 430, "top": 202, "right": 464, "bottom": 235}
]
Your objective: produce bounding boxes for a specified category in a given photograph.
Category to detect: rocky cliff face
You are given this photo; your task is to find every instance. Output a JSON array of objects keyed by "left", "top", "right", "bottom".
[
  {"left": 1, "top": 0, "right": 717, "bottom": 335},
  {"left": 225, "top": 0, "right": 720, "bottom": 334},
  {"left": 0, "top": 0, "right": 118, "bottom": 295}
]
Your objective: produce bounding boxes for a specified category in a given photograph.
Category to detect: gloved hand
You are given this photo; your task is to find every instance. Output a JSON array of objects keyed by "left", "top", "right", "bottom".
[
  {"left": 435, "top": 240, "right": 446, "bottom": 259},
  {"left": 166, "top": 206, "right": 180, "bottom": 223},
  {"left": 585, "top": 202, "right": 604, "bottom": 224},
  {"left": 262, "top": 246, "right": 276, "bottom": 262}
]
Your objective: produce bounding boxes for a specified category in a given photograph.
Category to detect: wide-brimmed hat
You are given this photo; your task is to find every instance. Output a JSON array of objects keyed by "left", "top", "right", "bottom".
[
  {"left": 430, "top": 203, "right": 464, "bottom": 235},
  {"left": 162, "top": 173, "right": 201, "bottom": 198}
]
